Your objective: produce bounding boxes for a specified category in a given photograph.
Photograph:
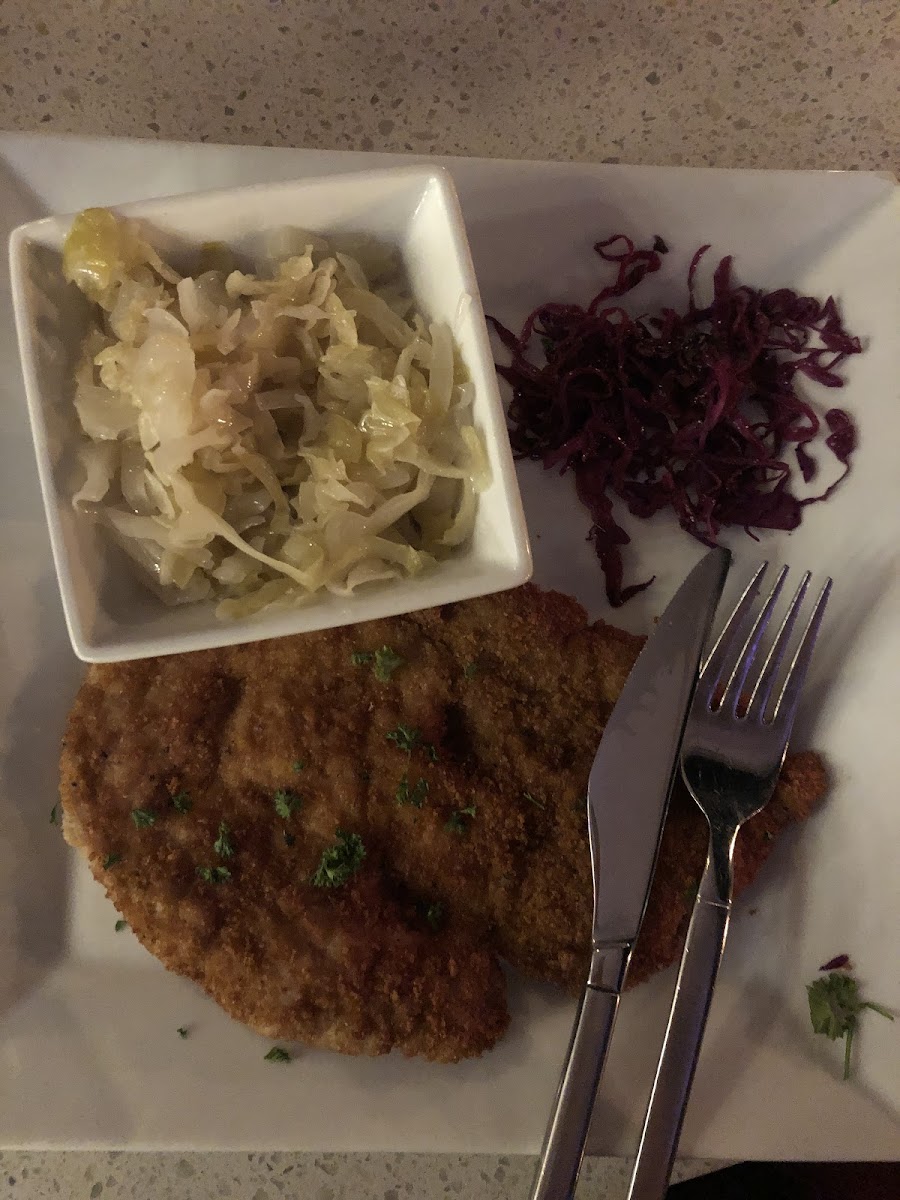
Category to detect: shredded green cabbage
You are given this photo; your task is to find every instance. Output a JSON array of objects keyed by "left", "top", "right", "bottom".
[{"left": 63, "top": 208, "right": 490, "bottom": 618}]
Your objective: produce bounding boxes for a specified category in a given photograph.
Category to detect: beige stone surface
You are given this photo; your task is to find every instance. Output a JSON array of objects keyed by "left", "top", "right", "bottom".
[
  {"left": 1, "top": 0, "right": 896, "bottom": 1195},
  {"left": 2, "top": 0, "right": 898, "bottom": 170},
  {"left": 0, "top": 1149, "right": 723, "bottom": 1199}
]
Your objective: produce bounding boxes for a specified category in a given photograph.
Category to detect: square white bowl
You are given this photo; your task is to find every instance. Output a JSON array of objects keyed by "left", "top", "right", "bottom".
[{"left": 9, "top": 165, "right": 531, "bottom": 662}]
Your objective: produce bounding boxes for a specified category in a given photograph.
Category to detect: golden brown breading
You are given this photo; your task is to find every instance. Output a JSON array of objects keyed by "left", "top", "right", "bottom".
[{"left": 59, "top": 584, "right": 828, "bottom": 1061}]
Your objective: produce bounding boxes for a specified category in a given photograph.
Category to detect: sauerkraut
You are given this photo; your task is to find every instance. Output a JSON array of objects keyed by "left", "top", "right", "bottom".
[{"left": 62, "top": 208, "right": 489, "bottom": 618}]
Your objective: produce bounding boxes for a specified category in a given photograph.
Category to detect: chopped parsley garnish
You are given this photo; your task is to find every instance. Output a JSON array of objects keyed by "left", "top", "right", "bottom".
[
  {"left": 114, "top": 919, "right": 128, "bottom": 933},
  {"left": 49, "top": 803, "right": 60, "bottom": 826},
  {"left": 385, "top": 724, "right": 438, "bottom": 761},
  {"left": 425, "top": 901, "right": 444, "bottom": 931},
  {"left": 274, "top": 789, "right": 302, "bottom": 819},
  {"left": 177, "top": 1026, "right": 189, "bottom": 1039},
  {"left": 102, "top": 853, "right": 122, "bottom": 870},
  {"left": 524, "top": 791, "right": 545, "bottom": 809},
  {"left": 291, "top": 760, "right": 306, "bottom": 773},
  {"left": 373, "top": 646, "right": 405, "bottom": 682},
  {"left": 445, "top": 805, "right": 476, "bottom": 834},
  {"left": 353, "top": 646, "right": 405, "bottom": 681},
  {"left": 264, "top": 1046, "right": 291, "bottom": 1063},
  {"left": 196, "top": 865, "right": 231, "bottom": 884},
  {"left": 213, "top": 821, "right": 235, "bottom": 859},
  {"left": 386, "top": 724, "right": 420, "bottom": 753},
  {"left": 807, "top": 967, "right": 894, "bottom": 1079},
  {"left": 464, "top": 662, "right": 478, "bottom": 679},
  {"left": 311, "top": 829, "right": 366, "bottom": 888},
  {"left": 171, "top": 791, "right": 192, "bottom": 813},
  {"left": 131, "top": 808, "right": 157, "bottom": 829},
  {"left": 396, "top": 775, "right": 428, "bottom": 808}
]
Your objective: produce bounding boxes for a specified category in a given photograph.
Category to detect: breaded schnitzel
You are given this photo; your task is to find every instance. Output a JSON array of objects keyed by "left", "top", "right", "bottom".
[{"left": 59, "top": 584, "right": 827, "bottom": 1062}]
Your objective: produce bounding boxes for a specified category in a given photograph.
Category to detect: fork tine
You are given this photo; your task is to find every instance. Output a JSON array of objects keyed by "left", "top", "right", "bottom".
[
  {"left": 745, "top": 571, "right": 811, "bottom": 721},
  {"left": 770, "top": 577, "right": 832, "bottom": 727},
  {"left": 720, "top": 564, "right": 789, "bottom": 716},
  {"left": 698, "top": 562, "right": 768, "bottom": 703}
]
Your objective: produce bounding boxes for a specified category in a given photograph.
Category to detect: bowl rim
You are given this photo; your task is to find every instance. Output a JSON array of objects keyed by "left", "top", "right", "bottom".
[{"left": 10, "top": 161, "right": 463, "bottom": 242}]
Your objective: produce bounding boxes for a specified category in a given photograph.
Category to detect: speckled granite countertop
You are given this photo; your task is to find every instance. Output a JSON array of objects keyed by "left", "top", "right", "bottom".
[
  {"left": 3, "top": 0, "right": 898, "bottom": 170},
  {"left": 3, "top": 1, "right": 898, "bottom": 1197}
]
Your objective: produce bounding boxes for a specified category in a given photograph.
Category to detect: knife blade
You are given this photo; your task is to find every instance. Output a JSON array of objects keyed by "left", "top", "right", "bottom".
[
  {"left": 587, "top": 545, "right": 731, "bottom": 946},
  {"left": 530, "top": 545, "right": 730, "bottom": 1200}
]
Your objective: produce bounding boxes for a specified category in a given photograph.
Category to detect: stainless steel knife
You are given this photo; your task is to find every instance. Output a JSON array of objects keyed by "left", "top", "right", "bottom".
[{"left": 530, "top": 545, "right": 731, "bottom": 1200}]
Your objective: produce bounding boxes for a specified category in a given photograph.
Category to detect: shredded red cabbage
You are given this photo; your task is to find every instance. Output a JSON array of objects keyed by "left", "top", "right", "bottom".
[
  {"left": 820, "top": 954, "right": 852, "bottom": 972},
  {"left": 489, "top": 235, "right": 862, "bottom": 606}
]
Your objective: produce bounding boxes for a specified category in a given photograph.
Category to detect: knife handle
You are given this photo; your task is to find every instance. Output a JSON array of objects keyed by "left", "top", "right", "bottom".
[
  {"left": 626, "top": 854, "right": 732, "bottom": 1200},
  {"left": 530, "top": 945, "right": 628, "bottom": 1200}
]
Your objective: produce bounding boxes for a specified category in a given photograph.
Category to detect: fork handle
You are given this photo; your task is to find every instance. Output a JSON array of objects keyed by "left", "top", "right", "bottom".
[{"left": 626, "top": 852, "right": 732, "bottom": 1200}]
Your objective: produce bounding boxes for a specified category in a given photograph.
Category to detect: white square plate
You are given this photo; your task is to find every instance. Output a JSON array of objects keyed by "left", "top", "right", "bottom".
[
  {"left": 8, "top": 166, "right": 530, "bottom": 662},
  {"left": 1, "top": 134, "right": 899, "bottom": 1158}
]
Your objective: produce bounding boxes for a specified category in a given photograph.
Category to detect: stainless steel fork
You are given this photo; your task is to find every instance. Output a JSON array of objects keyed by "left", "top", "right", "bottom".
[{"left": 627, "top": 562, "right": 831, "bottom": 1200}]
